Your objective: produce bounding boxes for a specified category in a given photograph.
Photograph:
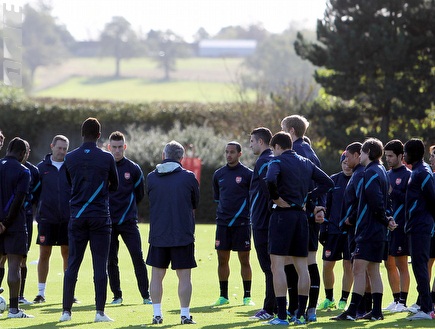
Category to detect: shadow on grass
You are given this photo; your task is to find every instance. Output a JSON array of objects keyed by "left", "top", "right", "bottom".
[
  {"left": 29, "top": 302, "right": 96, "bottom": 315},
  {"left": 79, "top": 76, "right": 131, "bottom": 85}
]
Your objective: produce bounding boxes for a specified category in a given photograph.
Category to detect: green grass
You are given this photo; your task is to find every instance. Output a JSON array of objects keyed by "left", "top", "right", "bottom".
[
  {"left": 33, "top": 77, "right": 255, "bottom": 103},
  {"left": 32, "top": 57, "right": 255, "bottom": 102},
  {"left": 1, "top": 223, "right": 429, "bottom": 328}
]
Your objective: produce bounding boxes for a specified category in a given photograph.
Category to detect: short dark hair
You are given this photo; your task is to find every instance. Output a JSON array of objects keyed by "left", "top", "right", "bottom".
[
  {"left": 384, "top": 139, "right": 403, "bottom": 156},
  {"left": 270, "top": 131, "right": 292, "bottom": 150},
  {"left": 52, "top": 134, "right": 69, "bottom": 146},
  {"left": 281, "top": 115, "right": 309, "bottom": 138},
  {"left": 81, "top": 117, "right": 101, "bottom": 139},
  {"left": 109, "top": 131, "right": 125, "bottom": 142},
  {"left": 361, "top": 138, "right": 383, "bottom": 161},
  {"left": 346, "top": 142, "right": 362, "bottom": 155},
  {"left": 7, "top": 137, "right": 27, "bottom": 154},
  {"left": 250, "top": 127, "right": 272, "bottom": 145},
  {"left": 227, "top": 141, "right": 241, "bottom": 153},
  {"left": 404, "top": 138, "right": 425, "bottom": 162}
]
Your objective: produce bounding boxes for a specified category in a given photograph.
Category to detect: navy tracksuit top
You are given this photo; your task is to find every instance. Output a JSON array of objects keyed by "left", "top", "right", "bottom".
[
  {"left": 0, "top": 156, "right": 30, "bottom": 231},
  {"left": 24, "top": 160, "right": 40, "bottom": 216},
  {"left": 324, "top": 171, "right": 351, "bottom": 234},
  {"left": 265, "top": 149, "right": 333, "bottom": 208},
  {"left": 405, "top": 160, "right": 435, "bottom": 234},
  {"left": 340, "top": 164, "right": 365, "bottom": 229},
  {"left": 249, "top": 148, "right": 273, "bottom": 230},
  {"left": 355, "top": 161, "right": 391, "bottom": 244},
  {"left": 213, "top": 162, "right": 253, "bottom": 227},
  {"left": 388, "top": 165, "right": 411, "bottom": 229},
  {"left": 109, "top": 157, "right": 144, "bottom": 225},
  {"left": 34, "top": 154, "right": 71, "bottom": 223},
  {"left": 65, "top": 142, "right": 118, "bottom": 219}
]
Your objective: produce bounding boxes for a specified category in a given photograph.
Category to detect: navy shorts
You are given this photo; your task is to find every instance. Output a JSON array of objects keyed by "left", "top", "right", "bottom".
[
  {"left": 353, "top": 241, "right": 387, "bottom": 263},
  {"left": 146, "top": 243, "right": 197, "bottom": 270},
  {"left": 215, "top": 225, "right": 251, "bottom": 251},
  {"left": 308, "top": 221, "right": 320, "bottom": 251},
  {"left": 26, "top": 212, "right": 33, "bottom": 251},
  {"left": 430, "top": 235, "right": 435, "bottom": 258},
  {"left": 322, "top": 233, "right": 350, "bottom": 261},
  {"left": 0, "top": 230, "right": 28, "bottom": 256},
  {"left": 389, "top": 227, "right": 409, "bottom": 257},
  {"left": 36, "top": 221, "right": 69, "bottom": 246},
  {"left": 268, "top": 209, "right": 308, "bottom": 257}
]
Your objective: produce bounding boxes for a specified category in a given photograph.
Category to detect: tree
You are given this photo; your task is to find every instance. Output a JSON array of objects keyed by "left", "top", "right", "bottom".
[
  {"left": 22, "top": 3, "right": 71, "bottom": 89},
  {"left": 295, "top": 0, "right": 435, "bottom": 141},
  {"left": 242, "top": 28, "right": 318, "bottom": 104},
  {"left": 146, "top": 29, "right": 191, "bottom": 81},
  {"left": 214, "top": 24, "right": 269, "bottom": 41},
  {"left": 99, "top": 16, "right": 142, "bottom": 78}
]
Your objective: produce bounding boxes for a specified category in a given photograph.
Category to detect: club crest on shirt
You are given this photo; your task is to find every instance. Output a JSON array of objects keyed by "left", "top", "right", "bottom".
[
  {"left": 395, "top": 178, "right": 402, "bottom": 185},
  {"left": 235, "top": 176, "right": 242, "bottom": 184},
  {"left": 325, "top": 250, "right": 331, "bottom": 258},
  {"left": 39, "top": 235, "right": 46, "bottom": 244},
  {"left": 215, "top": 240, "right": 220, "bottom": 248},
  {"left": 124, "top": 172, "right": 131, "bottom": 180}
]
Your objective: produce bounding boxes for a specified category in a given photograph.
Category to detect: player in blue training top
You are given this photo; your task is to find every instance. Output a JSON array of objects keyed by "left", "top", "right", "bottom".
[
  {"left": 0, "top": 137, "right": 33, "bottom": 318},
  {"left": 281, "top": 114, "right": 324, "bottom": 322},
  {"left": 265, "top": 131, "right": 333, "bottom": 325},
  {"left": 248, "top": 127, "right": 275, "bottom": 321},
  {"left": 212, "top": 141, "right": 254, "bottom": 307},
  {"left": 318, "top": 151, "right": 352, "bottom": 312},
  {"left": 333, "top": 138, "right": 396, "bottom": 322},
  {"left": 403, "top": 138, "right": 435, "bottom": 320},
  {"left": 382, "top": 140, "right": 411, "bottom": 313},
  {"left": 60, "top": 117, "right": 118, "bottom": 323},
  {"left": 107, "top": 131, "right": 150, "bottom": 305}
]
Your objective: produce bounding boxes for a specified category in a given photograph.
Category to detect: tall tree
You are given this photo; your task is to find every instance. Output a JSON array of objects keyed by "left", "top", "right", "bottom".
[
  {"left": 22, "top": 3, "right": 71, "bottom": 89},
  {"left": 146, "top": 29, "right": 190, "bottom": 81},
  {"left": 295, "top": 0, "right": 435, "bottom": 141},
  {"left": 99, "top": 16, "right": 142, "bottom": 78}
]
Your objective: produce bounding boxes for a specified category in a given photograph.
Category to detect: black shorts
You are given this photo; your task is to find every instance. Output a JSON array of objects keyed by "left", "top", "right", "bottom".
[
  {"left": 322, "top": 233, "right": 350, "bottom": 261},
  {"left": 36, "top": 221, "right": 69, "bottom": 246},
  {"left": 389, "top": 228, "right": 409, "bottom": 257},
  {"left": 215, "top": 225, "right": 251, "bottom": 251},
  {"left": 308, "top": 222, "right": 320, "bottom": 251},
  {"left": 430, "top": 235, "right": 435, "bottom": 259},
  {"left": 146, "top": 243, "right": 197, "bottom": 270},
  {"left": 353, "top": 241, "right": 387, "bottom": 263},
  {"left": 26, "top": 213, "right": 33, "bottom": 251},
  {"left": 0, "top": 230, "right": 28, "bottom": 256},
  {"left": 268, "top": 209, "right": 308, "bottom": 257}
]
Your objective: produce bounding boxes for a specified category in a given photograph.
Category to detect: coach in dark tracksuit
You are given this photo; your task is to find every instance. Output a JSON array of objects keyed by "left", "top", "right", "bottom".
[
  {"left": 248, "top": 127, "right": 275, "bottom": 320},
  {"left": 403, "top": 138, "right": 435, "bottom": 320},
  {"left": 60, "top": 118, "right": 118, "bottom": 323},
  {"left": 107, "top": 131, "right": 150, "bottom": 305}
]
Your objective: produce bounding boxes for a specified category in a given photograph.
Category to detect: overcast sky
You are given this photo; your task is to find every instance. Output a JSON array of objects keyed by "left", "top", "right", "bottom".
[{"left": 11, "top": 0, "right": 328, "bottom": 41}]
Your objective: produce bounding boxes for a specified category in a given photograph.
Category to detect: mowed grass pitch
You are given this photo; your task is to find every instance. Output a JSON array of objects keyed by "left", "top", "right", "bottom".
[
  {"left": 0, "top": 222, "right": 430, "bottom": 328},
  {"left": 32, "top": 57, "right": 256, "bottom": 103}
]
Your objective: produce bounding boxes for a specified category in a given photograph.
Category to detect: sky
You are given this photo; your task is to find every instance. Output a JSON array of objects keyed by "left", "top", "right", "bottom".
[{"left": 10, "top": 0, "right": 327, "bottom": 41}]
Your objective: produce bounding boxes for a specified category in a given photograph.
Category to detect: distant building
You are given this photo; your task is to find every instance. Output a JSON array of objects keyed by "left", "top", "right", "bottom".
[{"left": 198, "top": 39, "right": 257, "bottom": 58}]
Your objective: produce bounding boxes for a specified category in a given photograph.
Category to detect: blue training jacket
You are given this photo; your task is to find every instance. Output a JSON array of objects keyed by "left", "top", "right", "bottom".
[
  {"left": 405, "top": 160, "right": 435, "bottom": 234},
  {"left": 65, "top": 142, "right": 118, "bottom": 219},
  {"left": 147, "top": 160, "right": 199, "bottom": 247},
  {"left": 213, "top": 162, "right": 253, "bottom": 227},
  {"left": 249, "top": 148, "right": 273, "bottom": 230},
  {"left": 388, "top": 165, "right": 411, "bottom": 230},
  {"left": 265, "top": 149, "right": 333, "bottom": 209},
  {"left": 340, "top": 163, "right": 365, "bottom": 230},
  {"left": 34, "top": 154, "right": 70, "bottom": 224},
  {"left": 324, "top": 171, "right": 351, "bottom": 235},
  {"left": 109, "top": 157, "right": 144, "bottom": 225},
  {"left": 355, "top": 160, "right": 391, "bottom": 244},
  {"left": 24, "top": 160, "right": 40, "bottom": 216}
]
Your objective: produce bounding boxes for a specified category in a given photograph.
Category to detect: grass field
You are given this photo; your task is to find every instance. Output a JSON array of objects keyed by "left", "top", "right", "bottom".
[
  {"left": 0, "top": 223, "right": 430, "bottom": 328},
  {"left": 32, "top": 57, "right": 255, "bottom": 103}
]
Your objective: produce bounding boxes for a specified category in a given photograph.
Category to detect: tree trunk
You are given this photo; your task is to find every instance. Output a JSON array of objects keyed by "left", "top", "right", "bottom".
[{"left": 115, "top": 57, "right": 120, "bottom": 78}]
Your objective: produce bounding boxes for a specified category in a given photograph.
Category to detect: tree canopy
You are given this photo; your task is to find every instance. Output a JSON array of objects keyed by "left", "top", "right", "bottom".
[{"left": 295, "top": 0, "right": 435, "bottom": 142}]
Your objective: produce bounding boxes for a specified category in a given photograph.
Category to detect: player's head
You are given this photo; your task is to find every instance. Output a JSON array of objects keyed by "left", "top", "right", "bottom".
[
  {"left": 6, "top": 137, "right": 27, "bottom": 163},
  {"left": 345, "top": 142, "right": 362, "bottom": 169},
  {"left": 225, "top": 141, "right": 242, "bottom": 167},
  {"left": 163, "top": 140, "right": 184, "bottom": 162},
  {"left": 108, "top": 131, "right": 126, "bottom": 162},
  {"left": 0, "top": 130, "right": 4, "bottom": 150},
  {"left": 280, "top": 115, "right": 309, "bottom": 138},
  {"left": 81, "top": 117, "right": 101, "bottom": 141},
  {"left": 360, "top": 138, "right": 383, "bottom": 166},
  {"left": 404, "top": 138, "right": 425, "bottom": 166},
  {"left": 384, "top": 139, "right": 404, "bottom": 170},
  {"left": 250, "top": 127, "right": 272, "bottom": 156},
  {"left": 51, "top": 135, "right": 69, "bottom": 162},
  {"left": 270, "top": 131, "right": 292, "bottom": 156}
]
